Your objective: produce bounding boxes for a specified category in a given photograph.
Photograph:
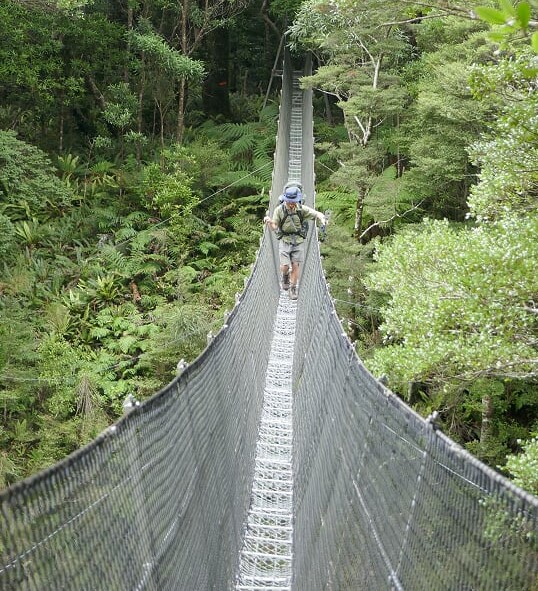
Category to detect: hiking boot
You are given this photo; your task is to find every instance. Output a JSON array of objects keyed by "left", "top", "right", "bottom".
[
  {"left": 281, "top": 272, "right": 290, "bottom": 290},
  {"left": 289, "top": 285, "right": 298, "bottom": 300}
]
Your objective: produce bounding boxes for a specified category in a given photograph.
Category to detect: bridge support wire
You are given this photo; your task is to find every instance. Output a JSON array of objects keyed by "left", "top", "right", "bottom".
[{"left": 235, "top": 292, "right": 296, "bottom": 590}]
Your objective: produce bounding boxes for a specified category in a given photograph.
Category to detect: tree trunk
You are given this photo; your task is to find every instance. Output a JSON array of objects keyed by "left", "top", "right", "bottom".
[
  {"left": 59, "top": 102, "right": 64, "bottom": 153},
  {"left": 136, "top": 56, "right": 146, "bottom": 164},
  {"left": 176, "top": 78, "right": 186, "bottom": 144},
  {"left": 354, "top": 187, "right": 365, "bottom": 240},
  {"left": 86, "top": 75, "right": 106, "bottom": 110},
  {"left": 125, "top": 6, "right": 133, "bottom": 83},
  {"left": 323, "top": 93, "right": 333, "bottom": 125},
  {"left": 176, "top": 0, "right": 189, "bottom": 143},
  {"left": 480, "top": 393, "right": 494, "bottom": 451}
]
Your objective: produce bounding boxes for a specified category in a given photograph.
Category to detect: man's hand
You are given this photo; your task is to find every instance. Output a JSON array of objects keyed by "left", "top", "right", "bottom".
[{"left": 264, "top": 216, "right": 276, "bottom": 231}]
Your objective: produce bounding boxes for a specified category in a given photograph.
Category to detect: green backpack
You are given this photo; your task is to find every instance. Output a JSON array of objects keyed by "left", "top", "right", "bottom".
[{"left": 275, "top": 204, "right": 309, "bottom": 240}]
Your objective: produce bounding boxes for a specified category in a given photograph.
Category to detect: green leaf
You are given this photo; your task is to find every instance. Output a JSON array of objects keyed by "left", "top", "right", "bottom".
[
  {"left": 198, "top": 241, "right": 218, "bottom": 255},
  {"left": 499, "top": 0, "right": 517, "bottom": 16},
  {"left": 516, "top": 2, "right": 531, "bottom": 28},
  {"left": 89, "top": 327, "right": 109, "bottom": 340},
  {"left": 475, "top": 6, "right": 508, "bottom": 24}
]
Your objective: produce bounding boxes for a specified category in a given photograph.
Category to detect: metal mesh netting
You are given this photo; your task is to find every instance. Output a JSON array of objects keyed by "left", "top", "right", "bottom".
[
  {"left": 292, "top": 234, "right": 538, "bottom": 590},
  {"left": 0, "top": 233, "right": 280, "bottom": 590},
  {"left": 1, "top": 47, "right": 538, "bottom": 591}
]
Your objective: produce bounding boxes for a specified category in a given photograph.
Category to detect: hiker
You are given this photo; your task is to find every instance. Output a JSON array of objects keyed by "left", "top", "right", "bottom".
[{"left": 263, "top": 183, "right": 327, "bottom": 300}]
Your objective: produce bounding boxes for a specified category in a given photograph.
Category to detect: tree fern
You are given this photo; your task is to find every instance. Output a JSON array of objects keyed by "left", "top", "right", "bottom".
[
  {"left": 230, "top": 131, "right": 258, "bottom": 159},
  {"left": 258, "top": 99, "right": 277, "bottom": 117},
  {"left": 88, "top": 206, "right": 124, "bottom": 233},
  {"left": 214, "top": 122, "right": 251, "bottom": 141},
  {"left": 224, "top": 216, "right": 247, "bottom": 233},
  {"left": 139, "top": 293, "right": 167, "bottom": 308},
  {"left": 89, "top": 326, "right": 110, "bottom": 341},
  {"left": 216, "top": 234, "right": 240, "bottom": 248},
  {"left": 0, "top": 449, "right": 19, "bottom": 489}
]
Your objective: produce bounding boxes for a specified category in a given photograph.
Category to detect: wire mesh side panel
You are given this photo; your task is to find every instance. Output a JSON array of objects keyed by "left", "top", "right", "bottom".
[
  {"left": 0, "top": 234, "right": 279, "bottom": 591},
  {"left": 292, "top": 236, "right": 538, "bottom": 590}
]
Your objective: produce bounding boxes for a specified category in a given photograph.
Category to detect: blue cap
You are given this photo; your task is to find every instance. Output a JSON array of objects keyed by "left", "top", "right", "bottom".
[{"left": 282, "top": 186, "right": 302, "bottom": 203}]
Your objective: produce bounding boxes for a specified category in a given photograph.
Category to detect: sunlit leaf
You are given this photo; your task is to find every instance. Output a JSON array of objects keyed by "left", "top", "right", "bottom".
[
  {"left": 475, "top": 6, "right": 508, "bottom": 24},
  {"left": 516, "top": 2, "right": 531, "bottom": 28}
]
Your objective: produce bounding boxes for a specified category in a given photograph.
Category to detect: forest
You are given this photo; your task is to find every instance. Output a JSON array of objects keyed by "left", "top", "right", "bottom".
[{"left": 0, "top": 0, "right": 537, "bottom": 496}]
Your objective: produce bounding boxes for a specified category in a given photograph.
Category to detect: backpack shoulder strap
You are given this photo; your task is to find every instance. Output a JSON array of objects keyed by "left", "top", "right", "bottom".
[
  {"left": 279, "top": 204, "right": 303, "bottom": 225},
  {"left": 277, "top": 203, "right": 288, "bottom": 228}
]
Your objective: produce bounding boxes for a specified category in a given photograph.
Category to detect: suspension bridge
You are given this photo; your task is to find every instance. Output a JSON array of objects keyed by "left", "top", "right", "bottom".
[{"left": 1, "top": 50, "right": 537, "bottom": 591}]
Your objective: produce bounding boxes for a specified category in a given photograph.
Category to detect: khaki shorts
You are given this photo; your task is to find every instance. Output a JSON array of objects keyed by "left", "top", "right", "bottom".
[{"left": 279, "top": 240, "right": 305, "bottom": 265}]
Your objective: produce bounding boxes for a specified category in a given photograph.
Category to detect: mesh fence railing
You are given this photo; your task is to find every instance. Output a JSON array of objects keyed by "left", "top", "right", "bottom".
[
  {"left": 292, "top": 234, "right": 538, "bottom": 590},
  {"left": 0, "top": 230, "right": 280, "bottom": 591}
]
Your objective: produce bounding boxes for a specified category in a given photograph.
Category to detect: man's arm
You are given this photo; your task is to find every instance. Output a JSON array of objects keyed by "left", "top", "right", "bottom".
[{"left": 302, "top": 205, "right": 327, "bottom": 226}]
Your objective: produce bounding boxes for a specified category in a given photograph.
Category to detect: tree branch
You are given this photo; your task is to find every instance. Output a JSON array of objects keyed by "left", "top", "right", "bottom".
[{"left": 358, "top": 200, "right": 424, "bottom": 241}]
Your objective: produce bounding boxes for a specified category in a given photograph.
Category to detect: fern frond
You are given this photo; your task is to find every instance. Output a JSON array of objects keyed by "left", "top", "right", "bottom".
[
  {"left": 230, "top": 161, "right": 253, "bottom": 173},
  {"left": 139, "top": 294, "right": 167, "bottom": 308},
  {"left": 130, "top": 233, "right": 153, "bottom": 252},
  {"left": 202, "top": 270, "right": 231, "bottom": 287},
  {"left": 211, "top": 171, "right": 263, "bottom": 190},
  {"left": 218, "top": 122, "right": 250, "bottom": 141},
  {"left": 92, "top": 207, "right": 122, "bottom": 231},
  {"left": 230, "top": 133, "right": 257, "bottom": 158},
  {"left": 316, "top": 189, "right": 356, "bottom": 223},
  {"left": 217, "top": 235, "right": 240, "bottom": 247},
  {"left": 99, "top": 245, "right": 127, "bottom": 269},
  {"left": 190, "top": 257, "right": 216, "bottom": 271},
  {"left": 90, "top": 326, "right": 110, "bottom": 340},
  {"left": 258, "top": 103, "right": 279, "bottom": 124},
  {"left": 89, "top": 160, "right": 115, "bottom": 175},
  {"left": 115, "top": 227, "right": 137, "bottom": 242},
  {"left": 125, "top": 210, "right": 150, "bottom": 226},
  {"left": 198, "top": 241, "right": 219, "bottom": 255},
  {"left": 149, "top": 228, "right": 169, "bottom": 245},
  {"left": 118, "top": 335, "right": 138, "bottom": 354},
  {"left": 251, "top": 157, "right": 273, "bottom": 180},
  {"left": 231, "top": 194, "right": 265, "bottom": 207},
  {"left": 223, "top": 216, "right": 242, "bottom": 231},
  {"left": 253, "top": 144, "right": 273, "bottom": 161}
]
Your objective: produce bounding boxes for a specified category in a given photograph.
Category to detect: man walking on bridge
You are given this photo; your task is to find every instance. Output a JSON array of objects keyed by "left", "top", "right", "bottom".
[{"left": 264, "top": 183, "right": 327, "bottom": 300}]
